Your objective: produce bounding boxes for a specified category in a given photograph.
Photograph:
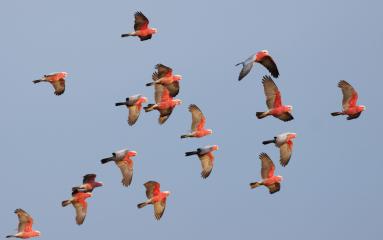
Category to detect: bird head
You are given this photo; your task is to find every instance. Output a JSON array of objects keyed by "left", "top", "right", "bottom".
[
  {"left": 152, "top": 28, "right": 158, "bottom": 34},
  {"left": 256, "top": 50, "right": 269, "bottom": 60},
  {"left": 61, "top": 72, "right": 68, "bottom": 78},
  {"left": 360, "top": 105, "right": 366, "bottom": 111},
  {"left": 174, "top": 99, "right": 182, "bottom": 105},
  {"left": 35, "top": 231, "right": 41, "bottom": 237},
  {"left": 286, "top": 105, "right": 293, "bottom": 113},
  {"left": 212, "top": 145, "right": 219, "bottom": 151},
  {"left": 174, "top": 75, "right": 182, "bottom": 81},
  {"left": 277, "top": 175, "right": 283, "bottom": 182},
  {"left": 95, "top": 181, "right": 104, "bottom": 188},
  {"left": 207, "top": 129, "right": 213, "bottom": 135},
  {"left": 163, "top": 191, "right": 171, "bottom": 196},
  {"left": 288, "top": 133, "right": 297, "bottom": 140},
  {"left": 128, "top": 150, "right": 137, "bottom": 157},
  {"left": 141, "top": 96, "right": 148, "bottom": 103}
]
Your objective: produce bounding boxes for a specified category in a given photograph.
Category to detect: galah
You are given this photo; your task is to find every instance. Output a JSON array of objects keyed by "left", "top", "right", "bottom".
[
  {"left": 256, "top": 75, "right": 294, "bottom": 122},
  {"left": 145, "top": 64, "right": 182, "bottom": 98},
  {"left": 331, "top": 80, "right": 366, "bottom": 120},
  {"left": 115, "top": 94, "right": 148, "bottom": 125},
  {"left": 236, "top": 50, "right": 279, "bottom": 81},
  {"left": 6, "top": 209, "right": 41, "bottom": 239},
  {"left": 100, "top": 149, "right": 136, "bottom": 187},
  {"left": 185, "top": 145, "right": 219, "bottom": 179},
  {"left": 137, "top": 181, "right": 170, "bottom": 220},
  {"left": 121, "top": 12, "right": 157, "bottom": 41},
  {"left": 181, "top": 104, "right": 213, "bottom": 138},
  {"left": 249, "top": 153, "right": 283, "bottom": 194},
  {"left": 32, "top": 72, "right": 67, "bottom": 96},
  {"left": 72, "top": 174, "right": 103, "bottom": 193},
  {"left": 263, "top": 132, "right": 297, "bottom": 167},
  {"left": 62, "top": 189, "right": 93, "bottom": 225},
  {"left": 144, "top": 85, "right": 182, "bottom": 124}
]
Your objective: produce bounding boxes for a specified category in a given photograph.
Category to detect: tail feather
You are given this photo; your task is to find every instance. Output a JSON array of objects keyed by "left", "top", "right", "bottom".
[
  {"left": 144, "top": 104, "right": 155, "bottom": 112},
  {"left": 250, "top": 182, "right": 262, "bottom": 189},
  {"left": 185, "top": 151, "right": 198, "bottom": 156},
  {"left": 121, "top": 33, "right": 131, "bottom": 37},
  {"left": 32, "top": 80, "right": 42, "bottom": 84},
  {"left": 137, "top": 202, "right": 148, "bottom": 208},
  {"left": 331, "top": 112, "right": 342, "bottom": 116},
  {"left": 145, "top": 82, "right": 154, "bottom": 86},
  {"left": 180, "top": 134, "right": 191, "bottom": 139},
  {"left": 256, "top": 112, "right": 267, "bottom": 119},
  {"left": 101, "top": 157, "right": 114, "bottom": 164},
  {"left": 115, "top": 102, "right": 126, "bottom": 106},
  {"left": 6, "top": 235, "right": 15, "bottom": 238},
  {"left": 62, "top": 200, "right": 71, "bottom": 207},
  {"left": 262, "top": 139, "right": 276, "bottom": 145}
]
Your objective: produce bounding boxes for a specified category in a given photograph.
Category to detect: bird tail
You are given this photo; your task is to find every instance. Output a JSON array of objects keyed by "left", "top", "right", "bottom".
[
  {"left": 180, "top": 134, "right": 192, "bottom": 139},
  {"left": 32, "top": 79, "right": 42, "bottom": 84},
  {"left": 144, "top": 104, "right": 155, "bottom": 112},
  {"left": 101, "top": 157, "right": 114, "bottom": 164},
  {"left": 6, "top": 235, "right": 15, "bottom": 238},
  {"left": 185, "top": 151, "right": 198, "bottom": 156},
  {"left": 250, "top": 182, "right": 262, "bottom": 189},
  {"left": 121, "top": 33, "right": 131, "bottom": 37},
  {"left": 262, "top": 139, "right": 276, "bottom": 145},
  {"left": 235, "top": 61, "right": 244, "bottom": 67},
  {"left": 115, "top": 102, "right": 126, "bottom": 106},
  {"left": 61, "top": 199, "right": 71, "bottom": 207},
  {"left": 137, "top": 202, "right": 148, "bottom": 208},
  {"left": 145, "top": 82, "right": 154, "bottom": 86},
  {"left": 331, "top": 112, "right": 342, "bottom": 116},
  {"left": 256, "top": 112, "right": 267, "bottom": 119}
]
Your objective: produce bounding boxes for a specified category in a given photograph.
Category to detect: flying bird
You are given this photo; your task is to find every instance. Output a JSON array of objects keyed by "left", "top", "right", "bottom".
[
  {"left": 249, "top": 153, "right": 283, "bottom": 194},
  {"left": 115, "top": 94, "right": 148, "bottom": 125},
  {"left": 32, "top": 72, "right": 67, "bottom": 96},
  {"left": 185, "top": 145, "right": 219, "bottom": 178},
  {"left": 256, "top": 75, "right": 293, "bottom": 122},
  {"left": 72, "top": 174, "right": 103, "bottom": 193},
  {"left": 181, "top": 104, "right": 212, "bottom": 138},
  {"left": 236, "top": 50, "right": 279, "bottom": 81},
  {"left": 6, "top": 209, "right": 41, "bottom": 239},
  {"left": 100, "top": 149, "right": 136, "bottom": 187},
  {"left": 263, "top": 132, "right": 297, "bottom": 167},
  {"left": 121, "top": 11, "right": 157, "bottom": 41},
  {"left": 62, "top": 189, "right": 93, "bottom": 225},
  {"left": 144, "top": 85, "right": 182, "bottom": 124},
  {"left": 331, "top": 80, "right": 366, "bottom": 120},
  {"left": 145, "top": 64, "right": 182, "bottom": 98},
  {"left": 137, "top": 181, "right": 170, "bottom": 220}
]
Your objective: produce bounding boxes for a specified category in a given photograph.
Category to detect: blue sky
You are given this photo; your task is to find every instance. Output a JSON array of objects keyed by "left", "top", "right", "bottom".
[{"left": 0, "top": 0, "right": 382, "bottom": 239}]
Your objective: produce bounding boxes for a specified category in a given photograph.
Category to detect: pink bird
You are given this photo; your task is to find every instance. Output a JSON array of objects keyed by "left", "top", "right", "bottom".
[
  {"left": 236, "top": 50, "right": 279, "bottom": 81},
  {"left": 256, "top": 75, "right": 294, "bottom": 122},
  {"left": 146, "top": 64, "right": 182, "bottom": 98},
  {"left": 121, "top": 12, "right": 157, "bottom": 41},
  {"left": 101, "top": 149, "right": 136, "bottom": 187},
  {"left": 185, "top": 145, "right": 219, "bottom": 178},
  {"left": 6, "top": 209, "right": 41, "bottom": 239},
  {"left": 137, "top": 181, "right": 170, "bottom": 220},
  {"left": 72, "top": 174, "right": 103, "bottom": 193},
  {"left": 32, "top": 72, "right": 67, "bottom": 96},
  {"left": 331, "top": 80, "right": 366, "bottom": 120},
  {"left": 250, "top": 153, "right": 283, "bottom": 194},
  {"left": 115, "top": 94, "right": 148, "bottom": 125},
  {"left": 62, "top": 189, "right": 93, "bottom": 225},
  {"left": 144, "top": 85, "right": 182, "bottom": 124},
  {"left": 181, "top": 104, "right": 213, "bottom": 139},
  {"left": 263, "top": 132, "right": 297, "bottom": 167}
]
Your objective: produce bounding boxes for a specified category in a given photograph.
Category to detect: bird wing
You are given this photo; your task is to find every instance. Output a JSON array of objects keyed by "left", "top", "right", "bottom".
[
  {"left": 189, "top": 104, "right": 205, "bottom": 131},
  {"left": 279, "top": 142, "right": 293, "bottom": 167},
  {"left": 144, "top": 181, "right": 161, "bottom": 199},
  {"left": 134, "top": 11, "right": 149, "bottom": 31},
  {"left": 262, "top": 75, "right": 281, "bottom": 109},
  {"left": 199, "top": 153, "right": 214, "bottom": 179},
  {"left": 51, "top": 79, "right": 65, "bottom": 95},
  {"left": 139, "top": 35, "right": 152, "bottom": 41},
  {"left": 153, "top": 199, "right": 166, "bottom": 220},
  {"left": 73, "top": 201, "right": 87, "bottom": 225},
  {"left": 128, "top": 105, "right": 141, "bottom": 126},
  {"left": 259, "top": 55, "right": 279, "bottom": 78},
  {"left": 158, "top": 108, "right": 174, "bottom": 124},
  {"left": 155, "top": 64, "right": 173, "bottom": 78},
  {"left": 15, "top": 209, "right": 33, "bottom": 233},
  {"left": 347, "top": 112, "right": 362, "bottom": 120},
  {"left": 266, "top": 182, "right": 281, "bottom": 194},
  {"left": 238, "top": 61, "right": 254, "bottom": 81},
  {"left": 166, "top": 81, "right": 180, "bottom": 98},
  {"left": 275, "top": 112, "right": 294, "bottom": 122},
  {"left": 82, "top": 174, "right": 96, "bottom": 184},
  {"left": 259, "top": 153, "right": 275, "bottom": 179},
  {"left": 116, "top": 160, "right": 133, "bottom": 187},
  {"left": 338, "top": 80, "right": 358, "bottom": 110}
]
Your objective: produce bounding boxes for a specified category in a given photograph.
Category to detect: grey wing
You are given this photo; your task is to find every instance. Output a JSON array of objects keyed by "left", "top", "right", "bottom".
[
  {"left": 154, "top": 84, "right": 165, "bottom": 104},
  {"left": 267, "top": 182, "right": 281, "bottom": 194},
  {"left": 166, "top": 82, "right": 180, "bottom": 98},
  {"left": 275, "top": 112, "right": 294, "bottom": 122},
  {"left": 279, "top": 143, "right": 292, "bottom": 167},
  {"left": 259, "top": 152, "right": 275, "bottom": 180},
  {"left": 238, "top": 61, "right": 254, "bottom": 81},
  {"left": 117, "top": 161, "right": 133, "bottom": 186},
  {"left": 199, "top": 154, "right": 213, "bottom": 179},
  {"left": 153, "top": 200, "right": 166, "bottom": 220},
  {"left": 73, "top": 202, "right": 87, "bottom": 225},
  {"left": 128, "top": 105, "right": 141, "bottom": 126},
  {"left": 158, "top": 108, "right": 173, "bottom": 124}
]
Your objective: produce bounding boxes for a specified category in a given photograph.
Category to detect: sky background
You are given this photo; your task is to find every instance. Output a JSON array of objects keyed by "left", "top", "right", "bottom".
[{"left": 0, "top": 0, "right": 382, "bottom": 239}]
